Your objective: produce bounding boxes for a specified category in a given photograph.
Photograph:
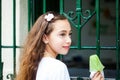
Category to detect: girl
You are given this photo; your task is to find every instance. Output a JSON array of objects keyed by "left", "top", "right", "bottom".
[{"left": 16, "top": 11, "right": 104, "bottom": 80}]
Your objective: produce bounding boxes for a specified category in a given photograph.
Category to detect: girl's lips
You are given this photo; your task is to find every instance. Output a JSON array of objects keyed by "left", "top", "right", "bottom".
[{"left": 63, "top": 46, "right": 70, "bottom": 49}]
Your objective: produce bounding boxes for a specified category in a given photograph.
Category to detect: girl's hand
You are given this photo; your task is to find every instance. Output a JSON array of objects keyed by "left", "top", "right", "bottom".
[{"left": 91, "top": 71, "right": 104, "bottom": 80}]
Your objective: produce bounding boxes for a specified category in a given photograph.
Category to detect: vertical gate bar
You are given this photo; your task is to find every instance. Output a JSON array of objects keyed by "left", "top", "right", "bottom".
[
  {"left": 43, "top": 0, "right": 46, "bottom": 13},
  {"left": 0, "top": 0, "right": 3, "bottom": 79},
  {"left": 28, "top": 0, "right": 31, "bottom": 31},
  {"left": 116, "top": 0, "right": 120, "bottom": 79},
  {"left": 13, "top": 0, "right": 16, "bottom": 77},
  {"left": 32, "top": 0, "right": 35, "bottom": 24},
  {"left": 60, "top": 0, "right": 64, "bottom": 14},
  {"left": 58, "top": 0, "right": 64, "bottom": 60},
  {"left": 95, "top": 0, "right": 100, "bottom": 56},
  {"left": 76, "top": 0, "right": 81, "bottom": 49}
]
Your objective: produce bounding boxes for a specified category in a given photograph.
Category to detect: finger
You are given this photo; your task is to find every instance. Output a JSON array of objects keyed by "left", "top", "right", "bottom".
[
  {"left": 92, "top": 72, "right": 102, "bottom": 80},
  {"left": 97, "top": 73, "right": 104, "bottom": 80},
  {"left": 93, "top": 71, "right": 100, "bottom": 78},
  {"left": 100, "top": 75, "right": 104, "bottom": 80}
]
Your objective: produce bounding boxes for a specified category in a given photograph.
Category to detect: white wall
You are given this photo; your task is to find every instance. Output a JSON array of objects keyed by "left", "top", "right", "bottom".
[{"left": 2, "top": 0, "right": 28, "bottom": 79}]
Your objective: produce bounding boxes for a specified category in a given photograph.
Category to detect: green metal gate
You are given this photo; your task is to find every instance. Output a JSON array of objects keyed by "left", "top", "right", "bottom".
[{"left": 0, "top": 0, "right": 120, "bottom": 80}]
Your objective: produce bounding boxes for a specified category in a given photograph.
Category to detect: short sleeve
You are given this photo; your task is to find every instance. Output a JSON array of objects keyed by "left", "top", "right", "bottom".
[
  {"left": 52, "top": 63, "right": 70, "bottom": 80},
  {"left": 36, "top": 57, "right": 70, "bottom": 80}
]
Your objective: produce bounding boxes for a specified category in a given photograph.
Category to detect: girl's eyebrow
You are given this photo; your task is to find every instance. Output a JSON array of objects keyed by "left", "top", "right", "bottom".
[
  {"left": 59, "top": 30, "right": 72, "bottom": 33},
  {"left": 60, "top": 30, "right": 67, "bottom": 33}
]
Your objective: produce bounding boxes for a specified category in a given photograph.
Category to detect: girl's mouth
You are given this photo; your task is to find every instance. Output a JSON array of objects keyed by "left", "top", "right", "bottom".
[{"left": 63, "top": 46, "right": 70, "bottom": 49}]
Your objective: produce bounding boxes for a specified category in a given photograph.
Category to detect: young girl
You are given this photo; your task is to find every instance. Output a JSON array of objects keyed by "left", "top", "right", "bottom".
[{"left": 16, "top": 11, "right": 104, "bottom": 80}]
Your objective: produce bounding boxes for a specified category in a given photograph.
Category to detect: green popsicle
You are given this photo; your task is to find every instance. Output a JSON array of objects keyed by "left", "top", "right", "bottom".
[{"left": 89, "top": 54, "right": 105, "bottom": 72}]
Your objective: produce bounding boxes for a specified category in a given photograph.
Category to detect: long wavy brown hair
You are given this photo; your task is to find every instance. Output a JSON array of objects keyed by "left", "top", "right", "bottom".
[{"left": 16, "top": 11, "right": 67, "bottom": 80}]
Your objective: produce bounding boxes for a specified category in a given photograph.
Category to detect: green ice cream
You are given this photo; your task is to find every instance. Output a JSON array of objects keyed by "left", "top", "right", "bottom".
[{"left": 89, "top": 54, "right": 105, "bottom": 72}]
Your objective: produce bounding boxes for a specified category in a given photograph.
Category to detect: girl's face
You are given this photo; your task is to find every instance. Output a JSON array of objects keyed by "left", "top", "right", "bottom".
[{"left": 44, "top": 19, "right": 72, "bottom": 57}]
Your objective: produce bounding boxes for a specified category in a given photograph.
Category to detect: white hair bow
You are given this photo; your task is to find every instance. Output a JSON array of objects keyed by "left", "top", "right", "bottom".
[{"left": 44, "top": 13, "right": 54, "bottom": 21}]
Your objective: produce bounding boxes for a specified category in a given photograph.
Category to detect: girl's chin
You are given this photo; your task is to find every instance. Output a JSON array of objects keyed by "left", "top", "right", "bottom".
[
  {"left": 60, "top": 52, "right": 68, "bottom": 55},
  {"left": 58, "top": 50, "right": 69, "bottom": 55}
]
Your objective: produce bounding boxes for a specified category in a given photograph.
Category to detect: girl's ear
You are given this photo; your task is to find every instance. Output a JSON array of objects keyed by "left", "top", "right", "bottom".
[{"left": 43, "top": 34, "right": 49, "bottom": 44}]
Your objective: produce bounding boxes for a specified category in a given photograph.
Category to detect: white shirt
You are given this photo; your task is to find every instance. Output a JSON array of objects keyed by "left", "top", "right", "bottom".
[{"left": 36, "top": 57, "right": 70, "bottom": 80}]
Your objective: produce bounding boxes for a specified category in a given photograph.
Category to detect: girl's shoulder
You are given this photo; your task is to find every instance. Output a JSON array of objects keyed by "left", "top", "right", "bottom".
[
  {"left": 39, "top": 57, "right": 67, "bottom": 71},
  {"left": 36, "top": 57, "right": 70, "bottom": 80},
  {"left": 42, "top": 57, "right": 66, "bottom": 67}
]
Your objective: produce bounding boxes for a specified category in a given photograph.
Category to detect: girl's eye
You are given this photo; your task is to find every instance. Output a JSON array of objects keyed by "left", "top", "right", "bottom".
[
  {"left": 69, "top": 32, "right": 72, "bottom": 37},
  {"left": 60, "top": 33, "right": 66, "bottom": 36}
]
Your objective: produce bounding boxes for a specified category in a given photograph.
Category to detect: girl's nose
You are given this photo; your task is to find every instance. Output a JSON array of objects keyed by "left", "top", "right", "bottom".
[{"left": 66, "top": 36, "right": 71, "bottom": 45}]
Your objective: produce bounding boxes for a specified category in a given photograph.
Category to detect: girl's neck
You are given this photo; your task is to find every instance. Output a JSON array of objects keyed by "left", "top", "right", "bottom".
[{"left": 44, "top": 51, "right": 57, "bottom": 58}]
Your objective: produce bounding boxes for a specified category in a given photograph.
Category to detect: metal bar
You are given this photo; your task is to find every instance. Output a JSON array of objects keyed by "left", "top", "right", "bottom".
[
  {"left": 1, "top": 45, "right": 117, "bottom": 50},
  {"left": 1, "top": 46, "right": 21, "bottom": 48},
  {"left": 32, "top": 0, "right": 35, "bottom": 24},
  {"left": 60, "top": 0, "right": 64, "bottom": 14},
  {"left": 13, "top": 0, "right": 16, "bottom": 78},
  {"left": 43, "top": 0, "right": 46, "bottom": 13},
  {"left": 71, "top": 46, "right": 117, "bottom": 50},
  {"left": 58, "top": 0, "right": 64, "bottom": 60},
  {"left": 81, "top": 46, "right": 117, "bottom": 50},
  {"left": 76, "top": 0, "right": 81, "bottom": 49},
  {"left": 116, "top": 0, "right": 120, "bottom": 79},
  {"left": 81, "top": 11, "right": 96, "bottom": 28},
  {"left": 95, "top": 0, "right": 100, "bottom": 57},
  {"left": 28, "top": 0, "right": 31, "bottom": 31},
  {"left": 62, "top": 12, "right": 78, "bottom": 29}
]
